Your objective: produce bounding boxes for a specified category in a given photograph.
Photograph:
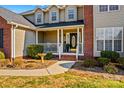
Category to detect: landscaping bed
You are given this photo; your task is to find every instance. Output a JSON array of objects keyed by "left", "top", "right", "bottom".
[
  {"left": 71, "top": 61, "right": 124, "bottom": 75},
  {"left": 0, "top": 59, "right": 57, "bottom": 70}
]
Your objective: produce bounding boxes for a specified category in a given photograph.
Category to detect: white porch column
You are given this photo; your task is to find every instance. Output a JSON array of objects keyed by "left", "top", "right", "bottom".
[
  {"left": 82, "top": 27, "right": 84, "bottom": 54},
  {"left": 36, "top": 31, "right": 38, "bottom": 44},
  {"left": 61, "top": 29, "right": 63, "bottom": 53},
  {"left": 11, "top": 25, "right": 18, "bottom": 60},
  {"left": 76, "top": 27, "right": 80, "bottom": 60},
  {"left": 57, "top": 29, "right": 61, "bottom": 59}
]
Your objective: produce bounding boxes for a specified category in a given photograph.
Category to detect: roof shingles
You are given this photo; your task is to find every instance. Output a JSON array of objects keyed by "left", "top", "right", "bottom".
[{"left": 0, "top": 7, "right": 35, "bottom": 29}]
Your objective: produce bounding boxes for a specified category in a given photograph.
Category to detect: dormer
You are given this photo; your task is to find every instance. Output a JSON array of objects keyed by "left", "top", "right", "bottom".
[
  {"left": 35, "top": 8, "right": 44, "bottom": 25},
  {"left": 65, "top": 6, "right": 77, "bottom": 22},
  {"left": 48, "top": 5, "right": 59, "bottom": 23}
]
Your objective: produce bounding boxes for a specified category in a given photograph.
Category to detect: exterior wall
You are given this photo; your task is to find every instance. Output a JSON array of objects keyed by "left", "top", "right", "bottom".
[
  {"left": 93, "top": 5, "right": 124, "bottom": 57},
  {"left": 38, "top": 31, "right": 44, "bottom": 43},
  {"left": 60, "top": 9, "right": 65, "bottom": 22},
  {"left": 15, "top": 27, "right": 36, "bottom": 57},
  {"left": 44, "top": 12, "right": 49, "bottom": 23},
  {"left": 24, "top": 14, "right": 35, "bottom": 24},
  {"left": 77, "top": 6, "right": 84, "bottom": 20},
  {"left": 84, "top": 5, "right": 93, "bottom": 58},
  {"left": 0, "top": 16, "right": 12, "bottom": 58},
  {"left": 43, "top": 31, "right": 57, "bottom": 43}
]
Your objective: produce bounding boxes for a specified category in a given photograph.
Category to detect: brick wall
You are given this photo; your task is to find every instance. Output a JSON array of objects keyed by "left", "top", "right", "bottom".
[
  {"left": 0, "top": 16, "right": 12, "bottom": 58},
  {"left": 84, "top": 5, "right": 93, "bottom": 58}
]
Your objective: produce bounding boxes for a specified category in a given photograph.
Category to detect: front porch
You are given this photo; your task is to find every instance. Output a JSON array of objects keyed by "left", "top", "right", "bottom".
[{"left": 36, "top": 25, "right": 84, "bottom": 60}]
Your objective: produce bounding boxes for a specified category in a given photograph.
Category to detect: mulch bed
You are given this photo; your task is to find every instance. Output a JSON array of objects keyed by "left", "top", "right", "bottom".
[
  {"left": 70, "top": 61, "right": 124, "bottom": 80},
  {"left": 0, "top": 59, "right": 57, "bottom": 70}
]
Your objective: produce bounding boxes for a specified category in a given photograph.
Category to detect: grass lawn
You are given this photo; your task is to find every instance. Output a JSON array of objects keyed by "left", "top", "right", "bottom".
[{"left": 0, "top": 70, "right": 124, "bottom": 88}]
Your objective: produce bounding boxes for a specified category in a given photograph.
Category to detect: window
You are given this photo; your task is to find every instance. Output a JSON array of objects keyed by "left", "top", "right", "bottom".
[
  {"left": 99, "top": 5, "right": 108, "bottom": 12},
  {"left": 114, "top": 28, "right": 122, "bottom": 51},
  {"left": 36, "top": 13, "right": 42, "bottom": 24},
  {"left": 109, "top": 5, "right": 119, "bottom": 11},
  {"left": 96, "top": 27, "right": 123, "bottom": 52},
  {"left": 51, "top": 12, "right": 57, "bottom": 21},
  {"left": 68, "top": 9, "right": 74, "bottom": 19},
  {"left": 99, "top": 5, "right": 119, "bottom": 12},
  {"left": 0, "top": 29, "right": 3, "bottom": 48},
  {"left": 96, "top": 28, "right": 104, "bottom": 51}
]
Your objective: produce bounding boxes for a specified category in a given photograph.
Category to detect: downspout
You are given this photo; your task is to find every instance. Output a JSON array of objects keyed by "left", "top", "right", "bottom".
[{"left": 11, "top": 24, "right": 18, "bottom": 63}]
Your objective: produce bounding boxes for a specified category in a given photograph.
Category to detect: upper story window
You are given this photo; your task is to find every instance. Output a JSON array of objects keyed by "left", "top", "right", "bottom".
[
  {"left": 99, "top": 5, "right": 119, "bottom": 12},
  {"left": 36, "top": 13, "right": 42, "bottom": 24},
  {"left": 68, "top": 9, "right": 74, "bottom": 19},
  {"left": 51, "top": 11, "right": 57, "bottom": 21},
  {"left": 0, "top": 29, "right": 3, "bottom": 48},
  {"left": 99, "top": 5, "right": 108, "bottom": 12},
  {"left": 109, "top": 5, "right": 119, "bottom": 11}
]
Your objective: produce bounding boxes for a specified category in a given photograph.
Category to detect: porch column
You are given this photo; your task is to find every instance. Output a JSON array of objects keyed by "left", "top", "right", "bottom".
[
  {"left": 76, "top": 27, "right": 80, "bottom": 60},
  {"left": 61, "top": 29, "right": 63, "bottom": 53},
  {"left": 57, "top": 29, "right": 61, "bottom": 59},
  {"left": 36, "top": 31, "right": 38, "bottom": 44},
  {"left": 82, "top": 27, "right": 84, "bottom": 54}
]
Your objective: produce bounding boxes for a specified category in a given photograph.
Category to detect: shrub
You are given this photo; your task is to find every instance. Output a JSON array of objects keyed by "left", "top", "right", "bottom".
[
  {"left": 101, "top": 51, "right": 120, "bottom": 62},
  {"left": 27, "top": 44, "right": 43, "bottom": 59},
  {"left": 97, "top": 57, "right": 110, "bottom": 67},
  {"left": 83, "top": 59, "right": 97, "bottom": 67},
  {"left": 0, "top": 51, "right": 5, "bottom": 59},
  {"left": 44, "top": 52, "right": 53, "bottom": 60},
  {"left": 117, "top": 57, "right": 124, "bottom": 66},
  {"left": 104, "top": 64, "right": 118, "bottom": 74}
]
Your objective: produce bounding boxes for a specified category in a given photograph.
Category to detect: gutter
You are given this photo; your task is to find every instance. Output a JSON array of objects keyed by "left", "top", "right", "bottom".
[{"left": 7, "top": 21, "right": 36, "bottom": 30}]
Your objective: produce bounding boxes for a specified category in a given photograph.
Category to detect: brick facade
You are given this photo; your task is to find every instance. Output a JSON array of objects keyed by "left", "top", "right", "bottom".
[
  {"left": 0, "top": 16, "right": 12, "bottom": 58},
  {"left": 84, "top": 5, "right": 93, "bottom": 58}
]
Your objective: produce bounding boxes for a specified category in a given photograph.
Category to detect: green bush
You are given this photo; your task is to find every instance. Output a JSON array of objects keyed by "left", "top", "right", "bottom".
[
  {"left": 0, "top": 51, "right": 5, "bottom": 59},
  {"left": 27, "top": 44, "right": 43, "bottom": 59},
  {"left": 101, "top": 51, "right": 120, "bottom": 62},
  {"left": 117, "top": 57, "right": 124, "bottom": 66},
  {"left": 83, "top": 59, "right": 96, "bottom": 67},
  {"left": 97, "top": 57, "right": 110, "bottom": 67},
  {"left": 44, "top": 52, "right": 53, "bottom": 60},
  {"left": 104, "top": 64, "right": 118, "bottom": 74}
]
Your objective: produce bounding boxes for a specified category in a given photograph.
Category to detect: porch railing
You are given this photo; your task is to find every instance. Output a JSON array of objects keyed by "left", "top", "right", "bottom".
[
  {"left": 38, "top": 43, "right": 84, "bottom": 55},
  {"left": 38, "top": 43, "right": 58, "bottom": 53}
]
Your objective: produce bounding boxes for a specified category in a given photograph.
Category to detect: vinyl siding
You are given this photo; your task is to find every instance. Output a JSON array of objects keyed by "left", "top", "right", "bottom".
[{"left": 93, "top": 5, "right": 124, "bottom": 57}]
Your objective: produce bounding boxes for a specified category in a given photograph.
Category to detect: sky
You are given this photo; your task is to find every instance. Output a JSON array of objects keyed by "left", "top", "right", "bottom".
[{"left": 0, "top": 5, "right": 48, "bottom": 13}]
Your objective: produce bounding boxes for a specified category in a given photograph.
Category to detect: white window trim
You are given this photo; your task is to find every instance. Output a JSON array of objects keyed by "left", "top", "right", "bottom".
[
  {"left": 96, "top": 27, "right": 123, "bottom": 52},
  {"left": 50, "top": 11, "right": 59, "bottom": 23},
  {"left": 66, "top": 7, "right": 77, "bottom": 21},
  {"left": 51, "top": 11, "right": 57, "bottom": 22},
  {"left": 68, "top": 9, "right": 75, "bottom": 20},
  {"left": 98, "top": 5, "right": 120, "bottom": 13},
  {"left": 35, "top": 12, "right": 43, "bottom": 24}
]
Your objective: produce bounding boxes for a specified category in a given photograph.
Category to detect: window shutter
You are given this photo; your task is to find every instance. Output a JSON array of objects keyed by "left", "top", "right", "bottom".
[{"left": 0, "top": 29, "right": 3, "bottom": 48}]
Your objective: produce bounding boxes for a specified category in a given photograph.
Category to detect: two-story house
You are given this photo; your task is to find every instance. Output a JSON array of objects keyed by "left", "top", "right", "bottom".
[{"left": 0, "top": 5, "right": 93, "bottom": 60}]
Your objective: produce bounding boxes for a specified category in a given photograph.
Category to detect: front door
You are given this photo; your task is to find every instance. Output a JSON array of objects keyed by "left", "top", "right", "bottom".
[{"left": 70, "top": 33, "right": 77, "bottom": 49}]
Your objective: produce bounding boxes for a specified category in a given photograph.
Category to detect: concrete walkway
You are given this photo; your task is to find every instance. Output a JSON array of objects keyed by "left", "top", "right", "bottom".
[{"left": 0, "top": 61, "right": 75, "bottom": 76}]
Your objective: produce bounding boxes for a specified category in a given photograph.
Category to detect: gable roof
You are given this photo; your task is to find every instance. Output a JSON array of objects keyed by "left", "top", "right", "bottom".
[
  {"left": 0, "top": 7, "right": 35, "bottom": 29},
  {"left": 21, "top": 5, "right": 66, "bottom": 15}
]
